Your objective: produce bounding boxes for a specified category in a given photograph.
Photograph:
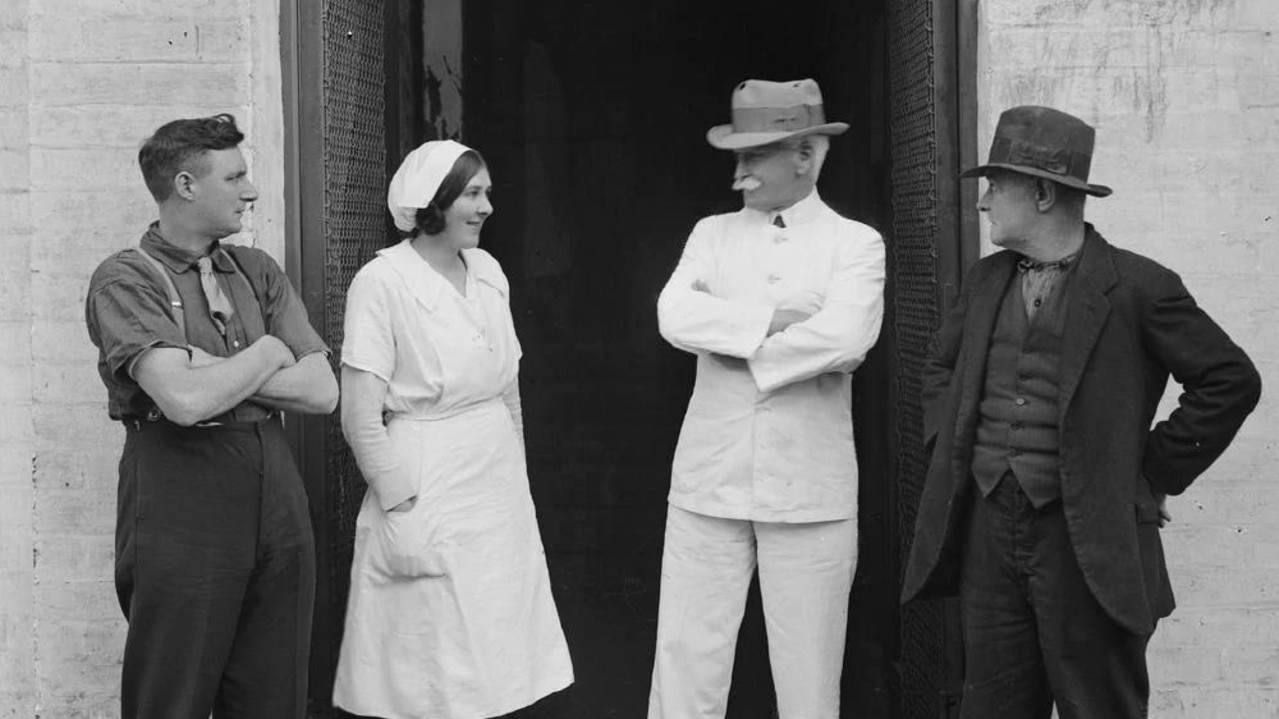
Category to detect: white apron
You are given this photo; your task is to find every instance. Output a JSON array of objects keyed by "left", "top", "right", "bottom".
[{"left": 334, "top": 242, "right": 573, "bottom": 719}]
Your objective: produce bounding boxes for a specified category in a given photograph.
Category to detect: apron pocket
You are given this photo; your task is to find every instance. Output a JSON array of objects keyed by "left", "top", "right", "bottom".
[{"left": 370, "top": 506, "right": 450, "bottom": 579}]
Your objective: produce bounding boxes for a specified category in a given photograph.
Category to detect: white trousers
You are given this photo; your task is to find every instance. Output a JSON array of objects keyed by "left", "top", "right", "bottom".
[{"left": 647, "top": 505, "right": 858, "bottom": 719}]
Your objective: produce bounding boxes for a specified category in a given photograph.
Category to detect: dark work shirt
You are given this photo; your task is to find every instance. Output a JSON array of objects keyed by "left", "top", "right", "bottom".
[
  {"left": 85, "top": 223, "right": 329, "bottom": 422},
  {"left": 1018, "top": 255, "right": 1078, "bottom": 322}
]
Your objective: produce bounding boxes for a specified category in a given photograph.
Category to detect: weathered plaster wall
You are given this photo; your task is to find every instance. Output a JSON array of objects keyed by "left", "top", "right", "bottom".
[
  {"left": 0, "top": 1, "right": 282, "bottom": 715},
  {"left": 978, "top": 0, "right": 1279, "bottom": 714}
]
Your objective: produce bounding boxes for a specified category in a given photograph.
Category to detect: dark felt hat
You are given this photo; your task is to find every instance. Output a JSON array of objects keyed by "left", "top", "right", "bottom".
[{"left": 961, "top": 105, "right": 1112, "bottom": 197}]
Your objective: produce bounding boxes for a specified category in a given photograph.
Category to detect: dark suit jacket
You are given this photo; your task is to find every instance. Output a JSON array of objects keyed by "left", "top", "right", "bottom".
[{"left": 901, "top": 225, "right": 1262, "bottom": 635}]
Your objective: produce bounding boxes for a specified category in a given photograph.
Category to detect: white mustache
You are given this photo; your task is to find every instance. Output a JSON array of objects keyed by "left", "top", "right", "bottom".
[{"left": 733, "top": 177, "right": 762, "bottom": 192}]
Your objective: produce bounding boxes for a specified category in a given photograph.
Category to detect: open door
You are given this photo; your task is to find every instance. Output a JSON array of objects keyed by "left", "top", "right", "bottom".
[{"left": 283, "top": 1, "right": 977, "bottom": 717}]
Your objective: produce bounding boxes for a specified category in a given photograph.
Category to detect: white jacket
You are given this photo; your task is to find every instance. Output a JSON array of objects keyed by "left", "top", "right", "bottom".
[{"left": 657, "top": 191, "right": 885, "bottom": 522}]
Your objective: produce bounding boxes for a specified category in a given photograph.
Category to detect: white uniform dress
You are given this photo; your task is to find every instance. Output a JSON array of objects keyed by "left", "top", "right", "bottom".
[{"left": 333, "top": 240, "right": 573, "bottom": 719}]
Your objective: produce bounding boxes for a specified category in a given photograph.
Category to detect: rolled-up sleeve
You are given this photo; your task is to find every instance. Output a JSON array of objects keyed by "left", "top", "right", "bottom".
[
  {"left": 657, "top": 218, "right": 774, "bottom": 358},
  {"left": 86, "top": 276, "right": 189, "bottom": 381},
  {"left": 747, "top": 226, "right": 886, "bottom": 393}
]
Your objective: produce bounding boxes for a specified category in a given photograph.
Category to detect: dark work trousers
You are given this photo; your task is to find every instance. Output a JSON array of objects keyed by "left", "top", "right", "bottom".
[
  {"left": 114, "top": 415, "right": 315, "bottom": 719},
  {"left": 958, "top": 474, "right": 1152, "bottom": 719}
]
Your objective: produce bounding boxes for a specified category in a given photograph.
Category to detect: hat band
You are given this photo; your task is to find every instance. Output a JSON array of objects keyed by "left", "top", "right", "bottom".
[
  {"left": 991, "top": 136, "right": 1092, "bottom": 181},
  {"left": 731, "top": 104, "right": 827, "bottom": 133}
]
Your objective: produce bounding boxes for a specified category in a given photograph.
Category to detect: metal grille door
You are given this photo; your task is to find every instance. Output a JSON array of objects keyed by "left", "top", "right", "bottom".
[
  {"left": 887, "top": 0, "right": 973, "bottom": 716},
  {"left": 285, "top": 1, "right": 390, "bottom": 714},
  {"left": 318, "top": 0, "right": 387, "bottom": 669}
]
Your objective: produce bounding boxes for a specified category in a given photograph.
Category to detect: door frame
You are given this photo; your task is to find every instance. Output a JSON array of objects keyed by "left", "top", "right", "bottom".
[
  {"left": 279, "top": 0, "right": 334, "bottom": 704},
  {"left": 277, "top": 1, "right": 982, "bottom": 715}
]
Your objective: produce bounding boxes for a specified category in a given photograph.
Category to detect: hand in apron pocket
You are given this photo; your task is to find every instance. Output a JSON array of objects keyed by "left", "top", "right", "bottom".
[{"left": 370, "top": 502, "right": 450, "bottom": 579}]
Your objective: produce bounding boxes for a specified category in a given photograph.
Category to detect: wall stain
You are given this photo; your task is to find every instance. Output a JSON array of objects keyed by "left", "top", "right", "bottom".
[{"left": 1013, "top": 0, "right": 1238, "bottom": 141}]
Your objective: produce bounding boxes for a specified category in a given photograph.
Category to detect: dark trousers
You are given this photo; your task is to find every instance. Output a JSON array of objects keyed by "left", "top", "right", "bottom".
[
  {"left": 115, "top": 416, "right": 315, "bottom": 719},
  {"left": 959, "top": 475, "right": 1151, "bottom": 719}
]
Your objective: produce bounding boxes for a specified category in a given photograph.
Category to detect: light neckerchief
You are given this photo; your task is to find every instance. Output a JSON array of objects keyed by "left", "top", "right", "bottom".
[{"left": 1017, "top": 253, "right": 1076, "bottom": 273}]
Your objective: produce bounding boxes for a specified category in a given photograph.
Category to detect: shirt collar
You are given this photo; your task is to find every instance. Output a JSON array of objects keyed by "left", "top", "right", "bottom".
[
  {"left": 140, "top": 222, "right": 235, "bottom": 274},
  {"left": 378, "top": 240, "right": 503, "bottom": 311},
  {"left": 1017, "top": 241, "right": 1085, "bottom": 273},
  {"left": 1017, "top": 253, "right": 1075, "bottom": 273},
  {"left": 765, "top": 188, "right": 823, "bottom": 228}
]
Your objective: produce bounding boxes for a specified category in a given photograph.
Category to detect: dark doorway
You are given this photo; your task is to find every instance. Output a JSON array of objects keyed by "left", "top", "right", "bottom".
[
  {"left": 284, "top": 1, "right": 977, "bottom": 717},
  {"left": 460, "top": 2, "right": 895, "bottom": 717}
]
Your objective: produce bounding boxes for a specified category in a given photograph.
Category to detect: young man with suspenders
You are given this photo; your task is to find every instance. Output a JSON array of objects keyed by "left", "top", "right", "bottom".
[{"left": 85, "top": 114, "right": 338, "bottom": 719}]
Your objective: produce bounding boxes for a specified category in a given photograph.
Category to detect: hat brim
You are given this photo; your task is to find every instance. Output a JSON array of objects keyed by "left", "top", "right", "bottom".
[
  {"left": 960, "top": 162, "right": 1112, "bottom": 198},
  {"left": 706, "top": 122, "right": 849, "bottom": 150}
]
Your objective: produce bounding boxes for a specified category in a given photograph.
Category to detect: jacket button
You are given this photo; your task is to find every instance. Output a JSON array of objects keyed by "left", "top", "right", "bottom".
[{"left": 1015, "top": 397, "right": 1027, "bottom": 406}]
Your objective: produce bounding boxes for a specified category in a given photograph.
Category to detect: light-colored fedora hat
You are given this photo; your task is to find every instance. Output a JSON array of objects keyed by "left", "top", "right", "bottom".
[{"left": 706, "top": 78, "right": 849, "bottom": 151}]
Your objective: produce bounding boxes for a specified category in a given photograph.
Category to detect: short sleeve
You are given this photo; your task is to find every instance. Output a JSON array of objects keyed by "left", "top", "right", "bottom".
[
  {"left": 242, "top": 248, "right": 329, "bottom": 359},
  {"left": 341, "top": 265, "right": 396, "bottom": 383},
  {"left": 85, "top": 273, "right": 189, "bottom": 381}
]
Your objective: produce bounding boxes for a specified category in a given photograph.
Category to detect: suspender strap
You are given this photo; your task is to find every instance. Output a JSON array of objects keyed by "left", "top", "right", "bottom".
[
  {"left": 133, "top": 246, "right": 186, "bottom": 338},
  {"left": 133, "top": 244, "right": 264, "bottom": 344}
]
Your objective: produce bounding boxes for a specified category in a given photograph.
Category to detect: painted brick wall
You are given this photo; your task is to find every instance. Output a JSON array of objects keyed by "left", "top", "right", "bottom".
[
  {"left": 1, "top": 1, "right": 283, "bottom": 716},
  {"left": 978, "top": 0, "right": 1279, "bottom": 714},
  {"left": 1, "top": 0, "right": 36, "bottom": 717}
]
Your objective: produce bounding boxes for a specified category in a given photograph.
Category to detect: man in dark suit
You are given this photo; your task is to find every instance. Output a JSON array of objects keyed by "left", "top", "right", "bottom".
[{"left": 901, "top": 106, "right": 1262, "bottom": 718}]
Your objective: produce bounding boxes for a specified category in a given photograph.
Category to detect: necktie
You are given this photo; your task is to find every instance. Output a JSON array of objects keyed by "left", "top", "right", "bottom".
[{"left": 197, "top": 255, "right": 235, "bottom": 336}]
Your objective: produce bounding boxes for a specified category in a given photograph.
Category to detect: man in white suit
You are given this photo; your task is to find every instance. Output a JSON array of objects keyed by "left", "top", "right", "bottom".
[{"left": 648, "top": 78, "right": 886, "bottom": 719}]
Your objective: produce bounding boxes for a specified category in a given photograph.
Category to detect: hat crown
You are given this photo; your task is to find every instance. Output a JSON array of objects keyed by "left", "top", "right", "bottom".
[
  {"left": 731, "top": 79, "right": 826, "bottom": 133},
  {"left": 731, "top": 79, "right": 825, "bottom": 110},
  {"left": 995, "top": 106, "right": 1095, "bottom": 155}
]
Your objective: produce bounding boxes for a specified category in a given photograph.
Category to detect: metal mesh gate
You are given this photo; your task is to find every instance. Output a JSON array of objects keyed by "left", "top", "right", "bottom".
[
  {"left": 320, "top": 0, "right": 385, "bottom": 660},
  {"left": 886, "top": 0, "right": 961, "bottom": 716},
  {"left": 290, "top": 3, "right": 428, "bottom": 714}
]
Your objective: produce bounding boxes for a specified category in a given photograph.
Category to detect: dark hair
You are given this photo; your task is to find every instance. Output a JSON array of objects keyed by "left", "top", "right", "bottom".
[
  {"left": 138, "top": 113, "right": 245, "bottom": 202},
  {"left": 408, "top": 149, "right": 487, "bottom": 237}
]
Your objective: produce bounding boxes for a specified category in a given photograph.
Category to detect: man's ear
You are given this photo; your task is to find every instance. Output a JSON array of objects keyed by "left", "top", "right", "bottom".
[
  {"left": 1034, "top": 178, "right": 1057, "bottom": 212},
  {"left": 794, "top": 142, "right": 815, "bottom": 177},
  {"left": 173, "top": 171, "right": 196, "bottom": 201}
]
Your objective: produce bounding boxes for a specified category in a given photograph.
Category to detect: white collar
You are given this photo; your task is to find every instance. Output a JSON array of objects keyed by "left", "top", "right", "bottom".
[
  {"left": 750, "top": 189, "right": 824, "bottom": 228},
  {"left": 378, "top": 240, "right": 502, "bottom": 311}
]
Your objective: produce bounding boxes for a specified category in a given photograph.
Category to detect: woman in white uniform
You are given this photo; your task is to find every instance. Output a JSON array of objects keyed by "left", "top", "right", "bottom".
[{"left": 333, "top": 140, "right": 573, "bottom": 719}]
